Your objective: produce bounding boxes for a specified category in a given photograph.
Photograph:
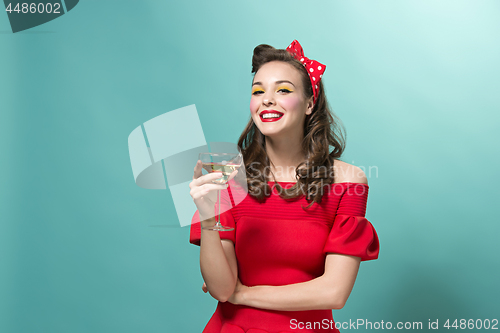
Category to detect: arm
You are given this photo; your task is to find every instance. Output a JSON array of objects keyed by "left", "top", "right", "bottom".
[
  {"left": 200, "top": 230, "right": 238, "bottom": 302},
  {"left": 230, "top": 253, "right": 360, "bottom": 311},
  {"left": 190, "top": 160, "right": 239, "bottom": 302}
]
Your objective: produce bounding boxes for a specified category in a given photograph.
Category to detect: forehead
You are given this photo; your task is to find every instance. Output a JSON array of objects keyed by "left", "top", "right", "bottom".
[{"left": 253, "top": 61, "right": 303, "bottom": 85}]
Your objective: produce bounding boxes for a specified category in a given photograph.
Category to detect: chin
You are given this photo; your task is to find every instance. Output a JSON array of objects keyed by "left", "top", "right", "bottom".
[
  {"left": 254, "top": 123, "right": 279, "bottom": 136},
  {"left": 261, "top": 131, "right": 278, "bottom": 137},
  {"left": 259, "top": 129, "right": 286, "bottom": 139}
]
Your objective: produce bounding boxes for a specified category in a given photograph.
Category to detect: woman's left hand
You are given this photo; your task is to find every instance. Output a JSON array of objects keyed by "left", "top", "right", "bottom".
[{"left": 227, "top": 278, "right": 249, "bottom": 305}]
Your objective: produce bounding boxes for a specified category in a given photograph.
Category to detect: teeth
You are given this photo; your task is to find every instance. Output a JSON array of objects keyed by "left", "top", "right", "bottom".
[{"left": 262, "top": 113, "right": 283, "bottom": 119}]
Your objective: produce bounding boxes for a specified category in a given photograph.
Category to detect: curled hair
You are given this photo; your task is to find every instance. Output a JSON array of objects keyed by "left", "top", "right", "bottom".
[{"left": 237, "top": 44, "right": 346, "bottom": 208}]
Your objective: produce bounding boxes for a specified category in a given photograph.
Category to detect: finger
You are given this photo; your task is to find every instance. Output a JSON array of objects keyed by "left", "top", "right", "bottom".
[
  {"left": 190, "top": 183, "right": 228, "bottom": 200},
  {"left": 192, "top": 171, "right": 225, "bottom": 187},
  {"left": 227, "top": 168, "right": 239, "bottom": 182},
  {"left": 193, "top": 160, "right": 203, "bottom": 180}
]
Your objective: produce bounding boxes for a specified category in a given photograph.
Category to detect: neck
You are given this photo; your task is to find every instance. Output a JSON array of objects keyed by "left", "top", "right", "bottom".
[{"left": 264, "top": 133, "right": 305, "bottom": 181}]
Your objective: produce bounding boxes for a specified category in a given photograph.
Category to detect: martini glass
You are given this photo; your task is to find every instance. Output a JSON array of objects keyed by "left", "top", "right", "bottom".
[{"left": 199, "top": 152, "right": 242, "bottom": 231}]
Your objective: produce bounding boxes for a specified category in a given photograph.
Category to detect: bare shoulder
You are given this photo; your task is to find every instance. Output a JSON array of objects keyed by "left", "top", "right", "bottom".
[{"left": 333, "top": 159, "right": 368, "bottom": 184}]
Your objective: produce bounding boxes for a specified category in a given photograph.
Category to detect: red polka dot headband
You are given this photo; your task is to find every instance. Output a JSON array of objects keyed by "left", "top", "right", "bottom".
[{"left": 286, "top": 40, "right": 326, "bottom": 104}]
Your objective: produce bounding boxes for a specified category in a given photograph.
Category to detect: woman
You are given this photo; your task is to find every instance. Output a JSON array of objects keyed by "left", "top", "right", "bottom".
[{"left": 189, "top": 40, "right": 380, "bottom": 333}]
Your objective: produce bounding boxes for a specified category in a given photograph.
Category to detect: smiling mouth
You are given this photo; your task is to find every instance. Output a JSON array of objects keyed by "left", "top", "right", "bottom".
[
  {"left": 261, "top": 113, "right": 283, "bottom": 119},
  {"left": 259, "top": 110, "right": 284, "bottom": 123}
]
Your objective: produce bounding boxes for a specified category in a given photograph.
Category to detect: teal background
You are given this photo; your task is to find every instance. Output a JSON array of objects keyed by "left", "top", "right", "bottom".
[{"left": 1, "top": 1, "right": 499, "bottom": 332}]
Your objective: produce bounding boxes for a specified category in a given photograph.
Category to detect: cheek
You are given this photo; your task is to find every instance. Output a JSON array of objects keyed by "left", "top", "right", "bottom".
[
  {"left": 279, "top": 95, "right": 302, "bottom": 112},
  {"left": 249, "top": 98, "right": 260, "bottom": 114}
]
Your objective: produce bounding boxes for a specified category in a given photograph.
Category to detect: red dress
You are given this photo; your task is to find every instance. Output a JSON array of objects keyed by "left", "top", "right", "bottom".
[{"left": 190, "top": 181, "right": 379, "bottom": 333}]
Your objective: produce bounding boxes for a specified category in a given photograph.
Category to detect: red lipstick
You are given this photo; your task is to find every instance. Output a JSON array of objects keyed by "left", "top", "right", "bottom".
[{"left": 259, "top": 110, "right": 284, "bottom": 122}]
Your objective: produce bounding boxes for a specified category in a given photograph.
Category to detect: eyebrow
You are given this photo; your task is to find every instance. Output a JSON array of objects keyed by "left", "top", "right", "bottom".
[{"left": 252, "top": 80, "right": 296, "bottom": 87}]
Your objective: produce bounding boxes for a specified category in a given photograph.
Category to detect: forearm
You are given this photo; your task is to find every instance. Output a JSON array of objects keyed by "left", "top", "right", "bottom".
[
  {"left": 241, "top": 275, "right": 345, "bottom": 311},
  {"left": 199, "top": 218, "right": 236, "bottom": 302}
]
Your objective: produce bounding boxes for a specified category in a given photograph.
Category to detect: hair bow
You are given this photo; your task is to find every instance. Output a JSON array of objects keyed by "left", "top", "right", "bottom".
[{"left": 286, "top": 40, "right": 326, "bottom": 104}]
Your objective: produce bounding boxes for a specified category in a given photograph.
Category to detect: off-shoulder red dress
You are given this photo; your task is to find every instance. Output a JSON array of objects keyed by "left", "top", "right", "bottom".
[{"left": 190, "top": 181, "right": 379, "bottom": 333}]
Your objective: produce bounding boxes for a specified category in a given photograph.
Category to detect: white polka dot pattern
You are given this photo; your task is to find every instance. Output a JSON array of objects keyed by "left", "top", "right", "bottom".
[{"left": 285, "top": 40, "right": 326, "bottom": 104}]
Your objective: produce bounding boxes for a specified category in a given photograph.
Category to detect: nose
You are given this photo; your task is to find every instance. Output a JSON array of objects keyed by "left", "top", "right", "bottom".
[{"left": 262, "top": 91, "right": 275, "bottom": 106}]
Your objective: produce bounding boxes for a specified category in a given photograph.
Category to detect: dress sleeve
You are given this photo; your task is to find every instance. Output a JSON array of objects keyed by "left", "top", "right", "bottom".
[
  {"left": 189, "top": 187, "right": 236, "bottom": 246},
  {"left": 323, "top": 183, "right": 380, "bottom": 261}
]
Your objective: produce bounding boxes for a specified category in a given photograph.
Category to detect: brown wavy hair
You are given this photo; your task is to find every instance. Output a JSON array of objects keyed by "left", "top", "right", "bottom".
[{"left": 237, "top": 43, "right": 346, "bottom": 208}]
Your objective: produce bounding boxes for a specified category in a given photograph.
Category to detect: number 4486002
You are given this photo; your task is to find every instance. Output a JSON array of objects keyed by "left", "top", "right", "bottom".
[{"left": 5, "top": 3, "right": 61, "bottom": 14}]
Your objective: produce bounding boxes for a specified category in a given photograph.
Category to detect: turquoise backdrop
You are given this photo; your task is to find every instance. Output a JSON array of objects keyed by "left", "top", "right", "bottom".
[{"left": 1, "top": 1, "right": 499, "bottom": 332}]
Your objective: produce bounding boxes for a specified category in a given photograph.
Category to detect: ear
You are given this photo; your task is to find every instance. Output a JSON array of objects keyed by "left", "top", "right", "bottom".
[{"left": 305, "top": 96, "right": 314, "bottom": 115}]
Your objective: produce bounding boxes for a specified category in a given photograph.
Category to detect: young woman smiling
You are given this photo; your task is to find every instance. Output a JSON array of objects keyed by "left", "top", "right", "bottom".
[{"left": 189, "top": 40, "right": 380, "bottom": 333}]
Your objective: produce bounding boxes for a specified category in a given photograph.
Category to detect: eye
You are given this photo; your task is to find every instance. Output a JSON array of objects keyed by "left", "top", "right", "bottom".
[
  {"left": 277, "top": 88, "right": 292, "bottom": 94},
  {"left": 252, "top": 89, "right": 264, "bottom": 95}
]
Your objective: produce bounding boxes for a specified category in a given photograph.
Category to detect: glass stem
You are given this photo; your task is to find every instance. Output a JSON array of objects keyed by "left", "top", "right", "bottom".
[{"left": 216, "top": 189, "right": 221, "bottom": 225}]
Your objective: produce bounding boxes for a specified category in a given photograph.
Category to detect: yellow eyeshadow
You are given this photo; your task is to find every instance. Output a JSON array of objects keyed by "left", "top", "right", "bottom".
[
  {"left": 252, "top": 87, "right": 264, "bottom": 94},
  {"left": 277, "top": 85, "right": 293, "bottom": 91}
]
